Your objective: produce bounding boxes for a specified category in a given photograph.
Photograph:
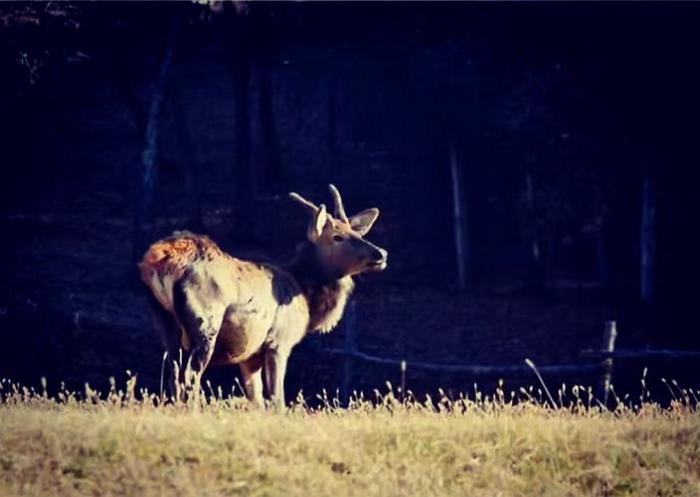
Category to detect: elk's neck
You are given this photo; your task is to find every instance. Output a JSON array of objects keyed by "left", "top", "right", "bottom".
[{"left": 285, "top": 243, "right": 355, "bottom": 333}]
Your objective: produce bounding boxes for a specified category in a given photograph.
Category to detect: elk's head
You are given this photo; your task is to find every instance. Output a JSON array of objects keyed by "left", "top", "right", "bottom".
[{"left": 290, "top": 184, "right": 388, "bottom": 278}]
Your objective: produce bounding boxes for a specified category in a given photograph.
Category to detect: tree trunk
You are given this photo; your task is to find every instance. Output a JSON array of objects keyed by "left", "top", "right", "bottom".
[
  {"left": 341, "top": 300, "right": 357, "bottom": 405},
  {"left": 231, "top": 12, "right": 254, "bottom": 240},
  {"left": 258, "top": 56, "right": 286, "bottom": 194},
  {"left": 328, "top": 61, "right": 338, "bottom": 169},
  {"left": 640, "top": 170, "right": 655, "bottom": 303},
  {"left": 450, "top": 142, "right": 470, "bottom": 291},
  {"left": 170, "top": 83, "right": 202, "bottom": 230},
  {"left": 525, "top": 170, "right": 543, "bottom": 292},
  {"left": 595, "top": 216, "right": 610, "bottom": 288},
  {"left": 114, "top": 74, "right": 146, "bottom": 138},
  {"left": 132, "top": 18, "right": 178, "bottom": 262}
]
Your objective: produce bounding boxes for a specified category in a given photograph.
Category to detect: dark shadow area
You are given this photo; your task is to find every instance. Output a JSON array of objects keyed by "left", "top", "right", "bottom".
[{"left": 1, "top": 2, "right": 699, "bottom": 402}]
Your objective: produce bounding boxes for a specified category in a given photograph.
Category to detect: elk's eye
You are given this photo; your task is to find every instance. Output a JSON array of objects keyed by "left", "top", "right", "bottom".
[{"left": 332, "top": 235, "right": 345, "bottom": 243}]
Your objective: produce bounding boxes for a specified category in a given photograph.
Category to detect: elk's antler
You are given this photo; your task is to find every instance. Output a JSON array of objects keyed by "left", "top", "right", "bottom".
[
  {"left": 289, "top": 192, "right": 319, "bottom": 214},
  {"left": 328, "top": 184, "right": 349, "bottom": 223}
]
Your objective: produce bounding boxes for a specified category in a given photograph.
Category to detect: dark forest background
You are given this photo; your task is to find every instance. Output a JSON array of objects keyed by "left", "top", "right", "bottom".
[{"left": 1, "top": 2, "right": 699, "bottom": 401}]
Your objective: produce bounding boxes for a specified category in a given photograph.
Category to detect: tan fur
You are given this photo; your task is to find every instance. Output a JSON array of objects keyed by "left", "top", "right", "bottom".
[{"left": 141, "top": 186, "right": 387, "bottom": 407}]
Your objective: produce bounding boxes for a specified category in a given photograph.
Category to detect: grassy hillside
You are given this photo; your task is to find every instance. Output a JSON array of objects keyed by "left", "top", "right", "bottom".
[{"left": 1, "top": 383, "right": 699, "bottom": 497}]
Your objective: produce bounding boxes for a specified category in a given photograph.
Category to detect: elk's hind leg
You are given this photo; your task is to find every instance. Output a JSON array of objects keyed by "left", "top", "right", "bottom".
[
  {"left": 239, "top": 351, "right": 264, "bottom": 409},
  {"left": 173, "top": 280, "right": 225, "bottom": 400},
  {"left": 146, "top": 292, "right": 182, "bottom": 401}
]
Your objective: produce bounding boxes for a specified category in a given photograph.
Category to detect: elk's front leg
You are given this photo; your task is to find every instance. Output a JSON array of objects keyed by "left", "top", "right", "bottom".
[
  {"left": 240, "top": 352, "right": 264, "bottom": 409},
  {"left": 264, "top": 347, "right": 290, "bottom": 408}
]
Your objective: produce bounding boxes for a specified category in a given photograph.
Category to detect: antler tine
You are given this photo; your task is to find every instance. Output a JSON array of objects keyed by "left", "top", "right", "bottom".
[
  {"left": 328, "top": 184, "right": 349, "bottom": 223},
  {"left": 289, "top": 192, "right": 319, "bottom": 214}
]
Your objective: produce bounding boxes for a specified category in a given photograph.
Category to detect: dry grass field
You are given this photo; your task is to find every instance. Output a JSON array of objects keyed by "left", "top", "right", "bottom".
[{"left": 1, "top": 379, "right": 699, "bottom": 497}]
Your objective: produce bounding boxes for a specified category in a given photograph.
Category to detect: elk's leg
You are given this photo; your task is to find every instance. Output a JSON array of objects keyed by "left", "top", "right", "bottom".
[
  {"left": 146, "top": 292, "right": 182, "bottom": 401},
  {"left": 184, "top": 336, "right": 217, "bottom": 396},
  {"left": 264, "top": 346, "right": 290, "bottom": 409},
  {"left": 239, "top": 352, "right": 264, "bottom": 409},
  {"left": 173, "top": 283, "right": 224, "bottom": 401}
]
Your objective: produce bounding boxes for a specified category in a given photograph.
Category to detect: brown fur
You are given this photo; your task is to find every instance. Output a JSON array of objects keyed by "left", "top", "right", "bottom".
[
  {"left": 139, "top": 231, "right": 226, "bottom": 285},
  {"left": 284, "top": 242, "right": 356, "bottom": 333},
  {"left": 140, "top": 186, "right": 387, "bottom": 407}
]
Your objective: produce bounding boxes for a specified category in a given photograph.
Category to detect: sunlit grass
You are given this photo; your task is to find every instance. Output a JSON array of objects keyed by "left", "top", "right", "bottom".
[{"left": 1, "top": 374, "right": 699, "bottom": 497}]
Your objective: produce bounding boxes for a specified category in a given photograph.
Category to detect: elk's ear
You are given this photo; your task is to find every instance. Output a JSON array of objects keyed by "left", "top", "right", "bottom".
[
  {"left": 308, "top": 204, "right": 328, "bottom": 241},
  {"left": 349, "top": 208, "right": 379, "bottom": 236}
]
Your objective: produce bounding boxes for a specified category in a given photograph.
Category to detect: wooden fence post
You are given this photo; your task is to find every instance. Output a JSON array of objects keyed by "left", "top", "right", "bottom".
[
  {"left": 341, "top": 300, "right": 357, "bottom": 404},
  {"left": 599, "top": 320, "right": 618, "bottom": 406}
]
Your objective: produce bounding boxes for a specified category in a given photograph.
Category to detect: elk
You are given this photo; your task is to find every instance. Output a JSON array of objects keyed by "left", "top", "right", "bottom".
[{"left": 139, "top": 184, "right": 388, "bottom": 407}]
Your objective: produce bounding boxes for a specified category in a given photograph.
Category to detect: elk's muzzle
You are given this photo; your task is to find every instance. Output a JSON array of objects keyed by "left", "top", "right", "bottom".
[{"left": 366, "top": 247, "right": 388, "bottom": 271}]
